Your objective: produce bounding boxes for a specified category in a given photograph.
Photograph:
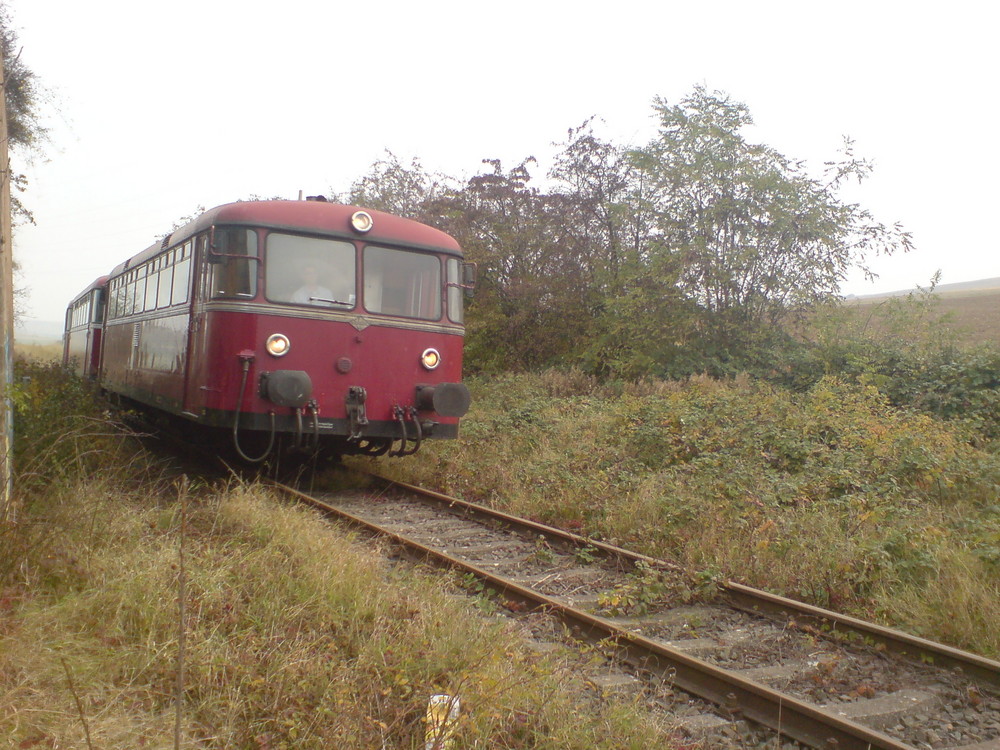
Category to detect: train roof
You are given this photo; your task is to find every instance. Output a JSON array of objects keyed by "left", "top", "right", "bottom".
[
  {"left": 66, "top": 276, "right": 110, "bottom": 306},
  {"left": 109, "top": 200, "right": 463, "bottom": 277}
]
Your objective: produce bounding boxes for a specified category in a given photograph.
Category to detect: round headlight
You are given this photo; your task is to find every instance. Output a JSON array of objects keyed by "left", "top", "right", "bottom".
[
  {"left": 350, "top": 210, "right": 374, "bottom": 233},
  {"left": 266, "top": 333, "right": 291, "bottom": 357},
  {"left": 421, "top": 348, "right": 441, "bottom": 370}
]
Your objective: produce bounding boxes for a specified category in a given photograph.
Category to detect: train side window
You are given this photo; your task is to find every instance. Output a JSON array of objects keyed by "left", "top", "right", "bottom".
[
  {"left": 363, "top": 246, "right": 441, "bottom": 320},
  {"left": 109, "top": 279, "right": 119, "bottom": 319},
  {"left": 158, "top": 259, "right": 174, "bottom": 308},
  {"left": 145, "top": 266, "right": 158, "bottom": 311},
  {"left": 91, "top": 289, "right": 104, "bottom": 323},
  {"left": 446, "top": 258, "right": 464, "bottom": 324},
  {"left": 208, "top": 228, "right": 257, "bottom": 299},
  {"left": 132, "top": 275, "right": 145, "bottom": 315},
  {"left": 115, "top": 278, "right": 126, "bottom": 319},
  {"left": 75, "top": 297, "right": 89, "bottom": 327},
  {"left": 123, "top": 277, "right": 133, "bottom": 316},
  {"left": 128, "top": 271, "right": 137, "bottom": 315},
  {"left": 172, "top": 244, "right": 191, "bottom": 305}
]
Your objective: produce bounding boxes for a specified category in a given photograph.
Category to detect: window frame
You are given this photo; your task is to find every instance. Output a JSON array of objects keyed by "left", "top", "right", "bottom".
[
  {"left": 362, "top": 244, "right": 443, "bottom": 322},
  {"left": 262, "top": 231, "right": 358, "bottom": 310},
  {"left": 207, "top": 227, "right": 259, "bottom": 300}
]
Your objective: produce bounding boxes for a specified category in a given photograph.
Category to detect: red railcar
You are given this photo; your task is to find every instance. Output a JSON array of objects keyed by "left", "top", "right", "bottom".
[
  {"left": 63, "top": 199, "right": 473, "bottom": 460},
  {"left": 63, "top": 276, "right": 107, "bottom": 379}
]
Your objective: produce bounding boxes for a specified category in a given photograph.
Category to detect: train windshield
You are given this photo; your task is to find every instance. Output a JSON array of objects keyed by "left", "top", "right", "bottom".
[
  {"left": 265, "top": 234, "right": 356, "bottom": 308},
  {"left": 363, "top": 245, "right": 441, "bottom": 320}
]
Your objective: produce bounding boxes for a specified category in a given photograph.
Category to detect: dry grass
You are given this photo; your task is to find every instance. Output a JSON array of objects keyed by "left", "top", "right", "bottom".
[
  {"left": 882, "top": 544, "right": 1000, "bottom": 655},
  {"left": 14, "top": 341, "right": 63, "bottom": 363},
  {"left": 1, "top": 476, "right": 678, "bottom": 749}
]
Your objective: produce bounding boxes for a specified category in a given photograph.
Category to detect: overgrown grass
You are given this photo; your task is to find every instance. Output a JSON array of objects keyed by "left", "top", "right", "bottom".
[
  {"left": 9, "top": 360, "right": 151, "bottom": 494},
  {"left": 1, "top": 364, "right": 678, "bottom": 748},
  {"left": 1, "top": 361, "right": 159, "bottom": 585},
  {"left": 370, "top": 370, "right": 1000, "bottom": 658},
  {"left": 2, "top": 481, "right": 679, "bottom": 748},
  {"left": 13, "top": 342, "right": 64, "bottom": 363}
]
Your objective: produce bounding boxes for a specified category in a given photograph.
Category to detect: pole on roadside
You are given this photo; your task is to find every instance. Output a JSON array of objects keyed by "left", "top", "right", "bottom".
[{"left": 0, "top": 51, "right": 15, "bottom": 523}]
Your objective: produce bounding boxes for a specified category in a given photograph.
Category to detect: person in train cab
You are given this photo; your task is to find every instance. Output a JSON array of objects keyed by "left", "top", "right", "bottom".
[{"left": 291, "top": 264, "right": 335, "bottom": 306}]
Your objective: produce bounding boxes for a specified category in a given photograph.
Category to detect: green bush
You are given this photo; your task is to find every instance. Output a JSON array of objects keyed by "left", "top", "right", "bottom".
[
  {"left": 10, "top": 360, "right": 136, "bottom": 493},
  {"left": 776, "top": 294, "right": 1000, "bottom": 443},
  {"left": 376, "top": 370, "right": 1000, "bottom": 656},
  {"left": 2, "top": 361, "right": 155, "bottom": 588}
]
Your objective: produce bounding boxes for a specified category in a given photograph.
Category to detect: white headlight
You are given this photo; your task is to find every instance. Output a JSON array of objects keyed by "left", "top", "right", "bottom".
[
  {"left": 350, "top": 211, "right": 374, "bottom": 233},
  {"left": 266, "top": 333, "right": 291, "bottom": 357},
  {"left": 421, "top": 348, "right": 441, "bottom": 370}
]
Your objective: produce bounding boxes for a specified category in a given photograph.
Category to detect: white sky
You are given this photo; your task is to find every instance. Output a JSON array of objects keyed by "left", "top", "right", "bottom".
[{"left": 9, "top": 0, "right": 1000, "bottom": 324}]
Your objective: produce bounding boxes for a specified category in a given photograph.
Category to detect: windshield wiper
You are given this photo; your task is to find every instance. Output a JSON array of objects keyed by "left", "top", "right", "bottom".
[{"left": 309, "top": 296, "right": 352, "bottom": 307}]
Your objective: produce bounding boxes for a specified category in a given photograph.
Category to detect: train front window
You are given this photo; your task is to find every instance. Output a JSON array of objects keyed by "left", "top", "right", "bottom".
[
  {"left": 363, "top": 246, "right": 441, "bottom": 320},
  {"left": 208, "top": 228, "right": 258, "bottom": 299},
  {"left": 265, "top": 234, "right": 356, "bottom": 308}
]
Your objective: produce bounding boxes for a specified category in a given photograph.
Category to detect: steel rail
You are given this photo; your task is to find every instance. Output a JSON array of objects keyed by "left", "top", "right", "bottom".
[
  {"left": 272, "top": 479, "right": 917, "bottom": 750},
  {"left": 373, "top": 473, "right": 1000, "bottom": 693},
  {"left": 366, "top": 475, "right": 680, "bottom": 569},
  {"left": 724, "top": 583, "right": 1000, "bottom": 692}
]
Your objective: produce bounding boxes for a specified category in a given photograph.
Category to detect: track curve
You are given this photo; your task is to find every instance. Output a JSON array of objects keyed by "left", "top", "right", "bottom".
[{"left": 270, "top": 473, "right": 1000, "bottom": 750}]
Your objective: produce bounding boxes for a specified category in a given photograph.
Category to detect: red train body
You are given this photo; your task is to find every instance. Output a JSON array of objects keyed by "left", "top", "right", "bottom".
[
  {"left": 63, "top": 276, "right": 107, "bottom": 379},
  {"left": 63, "top": 200, "right": 473, "bottom": 460}
]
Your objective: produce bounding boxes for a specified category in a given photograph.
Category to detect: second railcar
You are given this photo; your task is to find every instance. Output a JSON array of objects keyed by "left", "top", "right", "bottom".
[{"left": 63, "top": 277, "right": 107, "bottom": 379}]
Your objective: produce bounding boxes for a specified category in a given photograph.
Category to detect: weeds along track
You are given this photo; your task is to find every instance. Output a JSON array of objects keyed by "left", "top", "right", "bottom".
[{"left": 270, "top": 474, "right": 1000, "bottom": 750}]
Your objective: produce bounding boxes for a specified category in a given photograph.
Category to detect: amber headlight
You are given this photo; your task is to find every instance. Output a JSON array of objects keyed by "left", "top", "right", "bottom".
[
  {"left": 266, "top": 333, "right": 291, "bottom": 357},
  {"left": 350, "top": 210, "right": 373, "bottom": 233},
  {"left": 421, "top": 348, "right": 441, "bottom": 370}
]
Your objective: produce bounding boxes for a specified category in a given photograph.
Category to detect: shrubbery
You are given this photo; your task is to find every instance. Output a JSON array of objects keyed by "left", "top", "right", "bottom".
[
  {"left": 1, "top": 360, "right": 155, "bottom": 589},
  {"left": 10, "top": 360, "right": 143, "bottom": 494},
  {"left": 777, "top": 293, "right": 1000, "bottom": 442},
  {"left": 376, "top": 369, "right": 1000, "bottom": 656}
]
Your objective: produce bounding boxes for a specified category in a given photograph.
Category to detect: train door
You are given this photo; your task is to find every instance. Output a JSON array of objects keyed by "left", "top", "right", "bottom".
[
  {"left": 181, "top": 237, "right": 210, "bottom": 418},
  {"left": 86, "top": 287, "right": 105, "bottom": 378}
]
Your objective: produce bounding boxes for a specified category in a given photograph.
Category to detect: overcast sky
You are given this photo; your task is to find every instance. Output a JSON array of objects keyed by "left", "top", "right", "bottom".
[{"left": 10, "top": 0, "right": 999, "bottom": 325}]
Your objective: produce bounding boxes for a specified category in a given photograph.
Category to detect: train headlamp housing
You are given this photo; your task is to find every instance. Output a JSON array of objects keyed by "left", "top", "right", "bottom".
[
  {"left": 420, "top": 348, "right": 441, "bottom": 370},
  {"left": 350, "top": 211, "right": 374, "bottom": 233},
  {"left": 265, "top": 333, "right": 291, "bottom": 357}
]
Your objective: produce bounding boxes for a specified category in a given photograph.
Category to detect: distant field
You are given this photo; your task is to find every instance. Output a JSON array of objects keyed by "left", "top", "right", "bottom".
[
  {"left": 849, "top": 284, "right": 1000, "bottom": 348},
  {"left": 14, "top": 341, "right": 63, "bottom": 362}
]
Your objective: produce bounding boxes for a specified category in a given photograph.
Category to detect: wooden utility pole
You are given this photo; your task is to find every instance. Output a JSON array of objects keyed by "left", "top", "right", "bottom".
[{"left": 0, "top": 51, "right": 15, "bottom": 523}]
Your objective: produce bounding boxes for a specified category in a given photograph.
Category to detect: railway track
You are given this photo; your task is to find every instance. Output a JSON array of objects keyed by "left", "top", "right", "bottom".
[{"left": 270, "top": 473, "right": 1000, "bottom": 750}]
